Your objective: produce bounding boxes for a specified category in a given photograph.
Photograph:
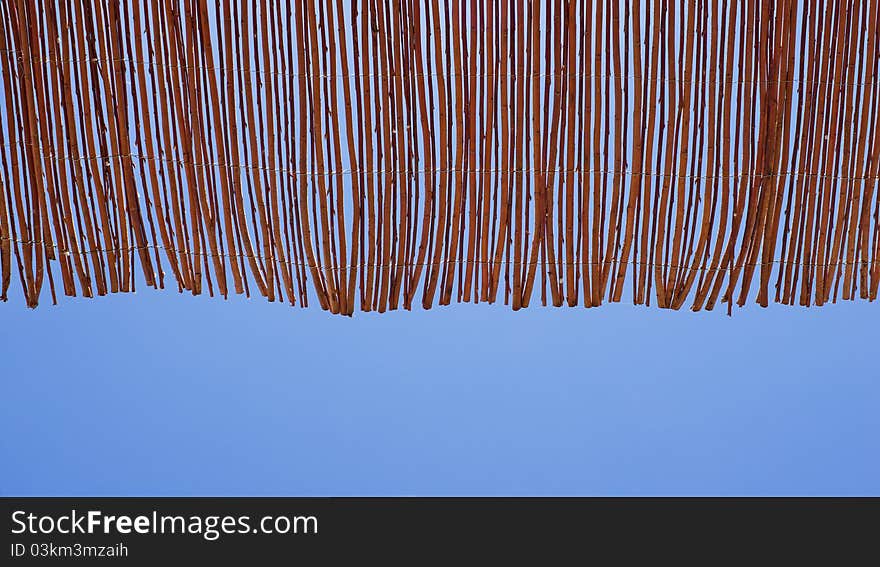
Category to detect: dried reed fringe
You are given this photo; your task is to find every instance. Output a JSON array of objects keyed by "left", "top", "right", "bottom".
[{"left": 1, "top": 0, "right": 879, "bottom": 314}]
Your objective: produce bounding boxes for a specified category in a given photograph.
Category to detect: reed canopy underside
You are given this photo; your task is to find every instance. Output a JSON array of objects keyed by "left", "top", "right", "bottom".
[{"left": 1, "top": 0, "right": 879, "bottom": 315}]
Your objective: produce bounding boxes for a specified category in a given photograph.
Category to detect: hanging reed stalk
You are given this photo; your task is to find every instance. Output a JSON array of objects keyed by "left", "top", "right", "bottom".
[{"left": 1, "top": 0, "right": 878, "bottom": 314}]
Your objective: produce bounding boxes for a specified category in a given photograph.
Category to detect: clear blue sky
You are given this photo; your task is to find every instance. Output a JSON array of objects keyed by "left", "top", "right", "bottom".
[{"left": 1, "top": 291, "right": 878, "bottom": 495}]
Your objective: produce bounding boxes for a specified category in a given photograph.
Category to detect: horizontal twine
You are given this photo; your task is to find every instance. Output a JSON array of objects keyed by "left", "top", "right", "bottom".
[
  {"left": 2, "top": 144, "right": 878, "bottom": 182},
  {"left": 2, "top": 52, "right": 876, "bottom": 87},
  {"left": 1, "top": 236, "right": 874, "bottom": 273}
]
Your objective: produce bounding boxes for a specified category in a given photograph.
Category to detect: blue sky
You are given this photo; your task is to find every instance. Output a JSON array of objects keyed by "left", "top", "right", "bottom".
[{"left": 1, "top": 292, "right": 877, "bottom": 495}]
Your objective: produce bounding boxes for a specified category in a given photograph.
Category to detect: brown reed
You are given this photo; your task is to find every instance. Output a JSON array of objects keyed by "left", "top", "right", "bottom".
[{"left": 1, "top": 0, "right": 878, "bottom": 314}]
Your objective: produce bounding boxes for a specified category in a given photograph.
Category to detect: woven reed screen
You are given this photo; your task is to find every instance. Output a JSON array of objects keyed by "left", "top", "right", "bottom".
[{"left": 1, "top": 0, "right": 878, "bottom": 314}]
